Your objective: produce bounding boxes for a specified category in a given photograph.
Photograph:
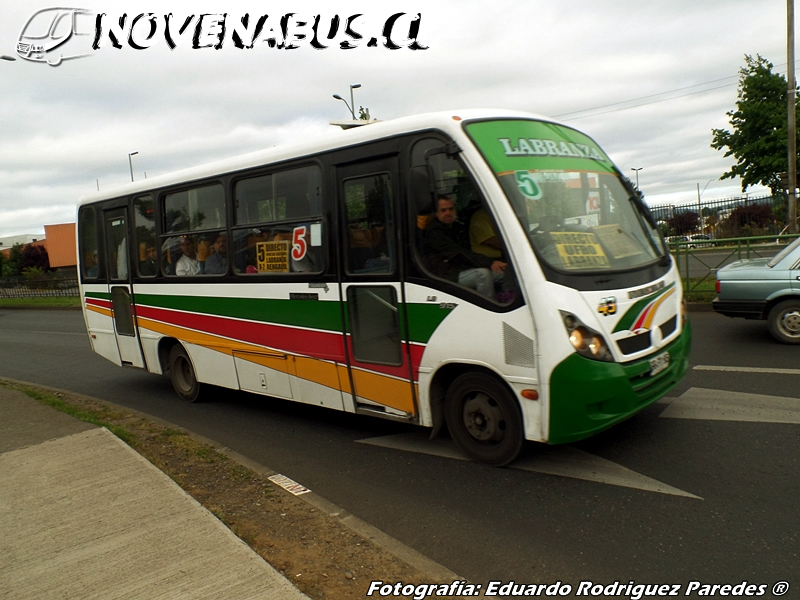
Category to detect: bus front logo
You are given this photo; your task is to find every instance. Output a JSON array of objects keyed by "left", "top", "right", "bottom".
[{"left": 598, "top": 297, "right": 617, "bottom": 316}]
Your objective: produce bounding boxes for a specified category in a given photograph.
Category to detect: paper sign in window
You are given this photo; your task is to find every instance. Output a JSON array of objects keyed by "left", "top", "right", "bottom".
[
  {"left": 256, "top": 240, "right": 289, "bottom": 272},
  {"left": 593, "top": 224, "right": 645, "bottom": 259},
  {"left": 550, "top": 231, "right": 610, "bottom": 270}
]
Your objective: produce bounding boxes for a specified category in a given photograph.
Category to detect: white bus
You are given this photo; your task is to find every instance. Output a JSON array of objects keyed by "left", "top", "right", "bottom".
[{"left": 77, "top": 109, "right": 690, "bottom": 466}]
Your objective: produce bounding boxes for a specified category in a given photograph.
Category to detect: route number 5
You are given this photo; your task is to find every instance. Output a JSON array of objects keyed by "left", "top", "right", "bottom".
[
  {"left": 292, "top": 226, "right": 308, "bottom": 260},
  {"left": 515, "top": 171, "right": 542, "bottom": 200}
]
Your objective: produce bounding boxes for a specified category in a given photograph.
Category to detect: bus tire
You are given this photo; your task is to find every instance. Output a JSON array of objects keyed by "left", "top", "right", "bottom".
[
  {"left": 168, "top": 345, "right": 203, "bottom": 402},
  {"left": 768, "top": 299, "right": 800, "bottom": 344},
  {"left": 444, "top": 372, "right": 524, "bottom": 466}
]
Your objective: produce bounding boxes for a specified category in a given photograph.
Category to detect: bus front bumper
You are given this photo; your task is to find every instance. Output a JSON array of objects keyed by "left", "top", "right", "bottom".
[{"left": 547, "top": 323, "right": 691, "bottom": 444}]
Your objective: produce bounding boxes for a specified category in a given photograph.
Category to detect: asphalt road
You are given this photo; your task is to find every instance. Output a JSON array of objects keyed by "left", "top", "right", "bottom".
[{"left": 1, "top": 308, "right": 797, "bottom": 593}]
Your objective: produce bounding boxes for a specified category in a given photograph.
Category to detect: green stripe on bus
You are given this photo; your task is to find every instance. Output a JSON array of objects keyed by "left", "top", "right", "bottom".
[
  {"left": 135, "top": 294, "right": 342, "bottom": 332},
  {"left": 84, "top": 291, "right": 111, "bottom": 300},
  {"left": 405, "top": 303, "right": 454, "bottom": 344},
  {"left": 134, "top": 294, "right": 453, "bottom": 344}
]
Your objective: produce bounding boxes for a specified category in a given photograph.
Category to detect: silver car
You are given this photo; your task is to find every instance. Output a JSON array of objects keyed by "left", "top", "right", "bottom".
[{"left": 713, "top": 237, "right": 800, "bottom": 343}]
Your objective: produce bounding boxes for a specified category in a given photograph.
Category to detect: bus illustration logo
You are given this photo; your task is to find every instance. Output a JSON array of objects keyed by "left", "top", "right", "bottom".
[
  {"left": 597, "top": 297, "right": 617, "bottom": 317},
  {"left": 16, "top": 8, "right": 94, "bottom": 66}
]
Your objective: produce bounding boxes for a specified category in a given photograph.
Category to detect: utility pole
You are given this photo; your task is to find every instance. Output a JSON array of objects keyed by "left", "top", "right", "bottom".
[{"left": 789, "top": 0, "right": 797, "bottom": 232}]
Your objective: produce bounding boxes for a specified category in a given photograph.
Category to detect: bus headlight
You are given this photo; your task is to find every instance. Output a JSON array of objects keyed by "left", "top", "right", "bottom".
[{"left": 561, "top": 312, "right": 614, "bottom": 362}]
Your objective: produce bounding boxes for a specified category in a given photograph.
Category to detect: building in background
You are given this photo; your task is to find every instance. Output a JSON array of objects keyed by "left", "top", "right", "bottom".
[
  {"left": 43, "top": 223, "right": 77, "bottom": 269},
  {"left": 0, "top": 234, "right": 41, "bottom": 256},
  {"left": 0, "top": 224, "right": 76, "bottom": 274}
]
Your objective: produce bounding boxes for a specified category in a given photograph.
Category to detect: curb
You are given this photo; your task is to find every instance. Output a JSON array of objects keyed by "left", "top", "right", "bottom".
[{"left": 0, "top": 376, "right": 465, "bottom": 586}]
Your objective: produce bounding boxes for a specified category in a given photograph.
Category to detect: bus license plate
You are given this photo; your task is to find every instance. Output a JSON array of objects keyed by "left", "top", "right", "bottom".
[{"left": 649, "top": 352, "right": 670, "bottom": 376}]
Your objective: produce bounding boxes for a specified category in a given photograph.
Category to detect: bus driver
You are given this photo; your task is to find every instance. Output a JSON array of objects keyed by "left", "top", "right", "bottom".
[{"left": 423, "top": 195, "right": 506, "bottom": 298}]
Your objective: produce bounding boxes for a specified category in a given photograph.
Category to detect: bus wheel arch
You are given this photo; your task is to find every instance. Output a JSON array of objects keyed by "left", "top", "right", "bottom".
[
  {"left": 166, "top": 342, "right": 204, "bottom": 403},
  {"left": 438, "top": 366, "right": 524, "bottom": 466}
]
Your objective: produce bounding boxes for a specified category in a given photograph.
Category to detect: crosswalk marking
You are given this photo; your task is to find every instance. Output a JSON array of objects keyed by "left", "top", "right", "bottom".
[
  {"left": 659, "top": 387, "right": 800, "bottom": 424},
  {"left": 694, "top": 365, "right": 800, "bottom": 376},
  {"left": 356, "top": 433, "right": 701, "bottom": 499}
]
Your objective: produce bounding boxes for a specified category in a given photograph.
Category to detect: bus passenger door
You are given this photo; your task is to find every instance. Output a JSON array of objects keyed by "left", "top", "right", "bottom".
[
  {"left": 103, "top": 208, "right": 146, "bottom": 368},
  {"left": 337, "top": 157, "right": 418, "bottom": 420}
]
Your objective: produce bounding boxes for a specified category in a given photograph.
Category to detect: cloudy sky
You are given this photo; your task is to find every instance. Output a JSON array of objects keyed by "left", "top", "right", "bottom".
[{"left": 0, "top": 1, "right": 790, "bottom": 238}]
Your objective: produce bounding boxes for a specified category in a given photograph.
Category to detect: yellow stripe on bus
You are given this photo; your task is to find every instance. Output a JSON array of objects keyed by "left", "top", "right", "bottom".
[{"left": 135, "top": 316, "right": 415, "bottom": 414}]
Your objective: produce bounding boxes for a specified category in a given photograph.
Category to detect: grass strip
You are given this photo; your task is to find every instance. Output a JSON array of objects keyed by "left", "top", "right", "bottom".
[{"left": 0, "top": 297, "right": 81, "bottom": 308}]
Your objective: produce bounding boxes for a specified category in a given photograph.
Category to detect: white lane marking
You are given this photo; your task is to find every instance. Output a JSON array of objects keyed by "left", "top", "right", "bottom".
[
  {"left": 357, "top": 433, "right": 701, "bottom": 499},
  {"left": 694, "top": 365, "right": 800, "bottom": 375},
  {"left": 659, "top": 387, "right": 800, "bottom": 424}
]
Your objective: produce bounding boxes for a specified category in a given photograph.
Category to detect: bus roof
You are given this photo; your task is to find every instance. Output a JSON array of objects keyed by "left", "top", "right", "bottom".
[{"left": 77, "top": 108, "right": 557, "bottom": 206}]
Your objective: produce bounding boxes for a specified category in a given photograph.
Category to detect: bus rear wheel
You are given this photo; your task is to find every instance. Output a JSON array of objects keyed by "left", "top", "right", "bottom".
[
  {"left": 168, "top": 345, "right": 203, "bottom": 402},
  {"left": 444, "top": 372, "right": 524, "bottom": 466}
]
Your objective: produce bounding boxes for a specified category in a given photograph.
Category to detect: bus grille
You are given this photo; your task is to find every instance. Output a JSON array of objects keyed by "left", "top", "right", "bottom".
[
  {"left": 660, "top": 316, "right": 677, "bottom": 338},
  {"left": 617, "top": 331, "right": 651, "bottom": 355}
]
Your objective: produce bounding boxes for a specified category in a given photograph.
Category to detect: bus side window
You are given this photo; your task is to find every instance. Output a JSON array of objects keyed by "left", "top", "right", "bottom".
[
  {"left": 233, "top": 165, "right": 324, "bottom": 276},
  {"left": 411, "top": 138, "right": 518, "bottom": 305},
  {"left": 134, "top": 195, "right": 157, "bottom": 277},
  {"left": 79, "top": 206, "right": 102, "bottom": 280}
]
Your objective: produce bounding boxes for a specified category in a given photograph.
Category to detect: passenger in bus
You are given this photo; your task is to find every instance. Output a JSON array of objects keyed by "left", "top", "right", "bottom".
[
  {"left": 176, "top": 236, "right": 201, "bottom": 276},
  {"left": 139, "top": 243, "right": 158, "bottom": 276},
  {"left": 423, "top": 196, "right": 506, "bottom": 298},
  {"left": 469, "top": 207, "right": 504, "bottom": 259},
  {"left": 196, "top": 237, "right": 211, "bottom": 274},
  {"left": 85, "top": 251, "right": 99, "bottom": 278},
  {"left": 204, "top": 234, "right": 228, "bottom": 274}
]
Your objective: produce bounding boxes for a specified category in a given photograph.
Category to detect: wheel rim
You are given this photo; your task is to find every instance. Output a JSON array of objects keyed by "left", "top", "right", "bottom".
[
  {"left": 779, "top": 309, "right": 800, "bottom": 337},
  {"left": 462, "top": 392, "right": 506, "bottom": 443}
]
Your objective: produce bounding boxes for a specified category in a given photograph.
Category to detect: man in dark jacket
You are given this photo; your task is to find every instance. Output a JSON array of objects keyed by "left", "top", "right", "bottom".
[{"left": 423, "top": 195, "right": 506, "bottom": 298}]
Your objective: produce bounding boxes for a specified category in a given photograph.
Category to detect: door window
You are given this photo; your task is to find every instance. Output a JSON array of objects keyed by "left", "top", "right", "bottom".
[
  {"left": 347, "top": 286, "right": 402, "bottom": 366},
  {"left": 343, "top": 173, "right": 395, "bottom": 274}
]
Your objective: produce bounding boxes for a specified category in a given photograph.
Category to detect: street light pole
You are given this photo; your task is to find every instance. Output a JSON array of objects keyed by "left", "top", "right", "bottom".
[
  {"left": 631, "top": 167, "right": 642, "bottom": 189},
  {"left": 697, "top": 179, "right": 714, "bottom": 232},
  {"left": 332, "top": 83, "right": 362, "bottom": 120},
  {"left": 349, "top": 83, "right": 361, "bottom": 119},
  {"left": 128, "top": 151, "right": 138, "bottom": 182},
  {"left": 788, "top": 0, "right": 798, "bottom": 233}
]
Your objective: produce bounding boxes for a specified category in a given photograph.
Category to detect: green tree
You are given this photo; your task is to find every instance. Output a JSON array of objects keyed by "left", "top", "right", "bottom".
[
  {"left": 667, "top": 211, "right": 700, "bottom": 235},
  {"left": 2, "top": 244, "right": 24, "bottom": 277},
  {"left": 21, "top": 244, "right": 50, "bottom": 272},
  {"left": 711, "top": 54, "right": 799, "bottom": 194},
  {"left": 723, "top": 204, "right": 775, "bottom": 237}
]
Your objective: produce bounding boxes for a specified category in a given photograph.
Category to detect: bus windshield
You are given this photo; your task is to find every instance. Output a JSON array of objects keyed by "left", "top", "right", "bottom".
[{"left": 465, "top": 119, "right": 665, "bottom": 273}]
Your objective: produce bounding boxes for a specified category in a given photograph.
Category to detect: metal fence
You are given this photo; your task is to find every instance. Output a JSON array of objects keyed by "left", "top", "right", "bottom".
[
  {"left": 649, "top": 193, "right": 786, "bottom": 237},
  {"left": 0, "top": 277, "right": 79, "bottom": 298},
  {"left": 669, "top": 234, "right": 800, "bottom": 301}
]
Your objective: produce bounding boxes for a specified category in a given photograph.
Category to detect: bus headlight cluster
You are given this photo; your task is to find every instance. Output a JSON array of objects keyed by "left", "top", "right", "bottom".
[{"left": 560, "top": 311, "right": 614, "bottom": 362}]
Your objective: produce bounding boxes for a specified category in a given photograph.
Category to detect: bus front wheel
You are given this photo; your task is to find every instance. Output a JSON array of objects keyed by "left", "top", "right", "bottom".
[
  {"left": 444, "top": 373, "right": 524, "bottom": 466},
  {"left": 168, "top": 345, "right": 203, "bottom": 402}
]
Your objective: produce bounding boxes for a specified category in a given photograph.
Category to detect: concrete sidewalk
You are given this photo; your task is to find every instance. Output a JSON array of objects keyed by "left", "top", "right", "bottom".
[{"left": 0, "top": 386, "right": 309, "bottom": 600}]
